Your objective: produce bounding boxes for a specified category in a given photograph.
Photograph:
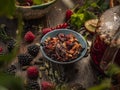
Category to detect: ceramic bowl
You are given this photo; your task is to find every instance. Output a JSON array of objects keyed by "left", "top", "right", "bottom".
[
  {"left": 40, "top": 29, "right": 88, "bottom": 64},
  {"left": 16, "top": 0, "right": 56, "bottom": 19}
]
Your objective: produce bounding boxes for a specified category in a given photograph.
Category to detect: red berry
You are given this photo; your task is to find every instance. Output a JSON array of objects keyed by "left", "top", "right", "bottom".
[
  {"left": 51, "top": 27, "right": 56, "bottom": 30},
  {"left": 0, "top": 47, "right": 3, "bottom": 53},
  {"left": 24, "top": 31, "right": 35, "bottom": 42},
  {"left": 42, "top": 28, "right": 52, "bottom": 35},
  {"left": 55, "top": 25, "right": 61, "bottom": 29},
  {"left": 66, "top": 9, "right": 73, "bottom": 21},
  {"left": 27, "top": 66, "right": 39, "bottom": 79},
  {"left": 41, "top": 81, "right": 55, "bottom": 90},
  {"left": 55, "top": 23, "right": 68, "bottom": 29},
  {"left": 62, "top": 23, "right": 68, "bottom": 28}
]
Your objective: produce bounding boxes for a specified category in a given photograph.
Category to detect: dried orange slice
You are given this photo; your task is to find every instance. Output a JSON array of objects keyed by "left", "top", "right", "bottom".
[{"left": 84, "top": 19, "right": 98, "bottom": 34}]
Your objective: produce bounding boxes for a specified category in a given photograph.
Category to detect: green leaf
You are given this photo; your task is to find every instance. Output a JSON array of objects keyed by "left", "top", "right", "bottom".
[
  {"left": 0, "top": 73, "right": 24, "bottom": 90},
  {"left": 105, "top": 64, "right": 120, "bottom": 76},
  {"left": 84, "top": 11, "right": 97, "bottom": 20},
  {"left": 90, "top": 2, "right": 99, "bottom": 8},
  {"left": 88, "top": 79, "right": 111, "bottom": 90},
  {"left": 99, "top": 1, "right": 109, "bottom": 12},
  {"left": 0, "top": 86, "right": 8, "bottom": 90},
  {"left": 0, "top": 0, "right": 16, "bottom": 18},
  {"left": 71, "top": 13, "right": 83, "bottom": 28},
  {"left": 0, "top": 14, "right": 23, "bottom": 68}
]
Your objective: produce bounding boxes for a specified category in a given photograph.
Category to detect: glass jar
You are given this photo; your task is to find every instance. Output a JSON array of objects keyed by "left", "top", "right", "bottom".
[{"left": 90, "top": 5, "right": 120, "bottom": 72}]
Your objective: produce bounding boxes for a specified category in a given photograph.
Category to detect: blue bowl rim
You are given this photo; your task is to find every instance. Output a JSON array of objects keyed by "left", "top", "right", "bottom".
[
  {"left": 16, "top": 0, "right": 56, "bottom": 9},
  {"left": 40, "top": 29, "right": 88, "bottom": 64}
]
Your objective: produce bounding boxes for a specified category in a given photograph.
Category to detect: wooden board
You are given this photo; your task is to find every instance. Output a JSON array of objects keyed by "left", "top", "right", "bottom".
[{"left": 0, "top": 0, "right": 100, "bottom": 89}]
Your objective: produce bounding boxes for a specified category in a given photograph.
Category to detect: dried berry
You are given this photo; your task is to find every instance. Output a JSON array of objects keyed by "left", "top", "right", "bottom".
[
  {"left": 27, "top": 66, "right": 39, "bottom": 80},
  {"left": 55, "top": 23, "right": 68, "bottom": 29},
  {"left": 18, "top": 54, "right": 33, "bottom": 66},
  {"left": 24, "top": 31, "right": 35, "bottom": 43},
  {"left": 27, "top": 44, "right": 40, "bottom": 57}
]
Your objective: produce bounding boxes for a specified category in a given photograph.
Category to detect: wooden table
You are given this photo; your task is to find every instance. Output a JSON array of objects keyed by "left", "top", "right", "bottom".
[{"left": 0, "top": 0, "right": 100, "bottom": 89}]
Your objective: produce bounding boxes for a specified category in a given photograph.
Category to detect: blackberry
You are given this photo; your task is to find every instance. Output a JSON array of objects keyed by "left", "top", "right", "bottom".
[
  {"left": 26, "top": 80, "right": 40, "bottom": 90},
  {"left": 18, "top": 54, "right": 33, "bottom": 66},
  {"left": 27, "top": 45, "right": 40, "bottom": 57},
  {"left": 5, "top": 65, "right": 16, "bottom": 75},
  {"left": 7, "top": 39, "right": 16, "bottom": 52}
]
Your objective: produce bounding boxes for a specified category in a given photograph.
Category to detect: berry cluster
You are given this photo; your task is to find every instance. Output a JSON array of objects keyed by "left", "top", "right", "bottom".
[
  {"left": 7, "top": 39, "right": 16, "bottom": 52},
  {"left": 42, "top": 23, "right": 68, "bottom": 35},
  {"left": 26, "top": 80, "right": 40, "bottom": 90},
  {"left": 18, "top": 54, "right": 33, "bottom": 66},
  {"left": 27, "top": 44, "right": 40, "bottom": 57}
]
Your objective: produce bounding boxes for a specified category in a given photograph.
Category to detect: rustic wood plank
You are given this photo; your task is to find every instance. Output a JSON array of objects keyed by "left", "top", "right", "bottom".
[{"left": 0, "top": 0, "right": 99, "bottom": 89}]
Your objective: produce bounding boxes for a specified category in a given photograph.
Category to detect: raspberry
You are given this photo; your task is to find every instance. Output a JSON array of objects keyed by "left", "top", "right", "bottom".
[
  {"left": 41, "top": 81, "right": 55, "bottom": 90},
  {"left": 27, "top": 44, "right": 40, "bottom": 57},
  {"left": 42, "top": 28, "right": 52, "bottom": 35},
  {"left": 27, "top": 66, "right": 39, "bottom": 80},
  {"left": 27, "top": 79, "right": 40, "bottom": 90},
  {"left": 0, "top": 47, "right": 3, "bottom": 53},
  {"left": 18, "top": 54, "right": 33, "bottom": 66},
  {"left": 24, "top": 31, "right": 35, "bottom": 43},
  {"left": 66, "top": 9, "right": 73, "bottom": 21}
]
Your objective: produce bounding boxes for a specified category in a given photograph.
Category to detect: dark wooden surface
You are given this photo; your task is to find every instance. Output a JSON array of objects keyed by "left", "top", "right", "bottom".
[
  {"left": 0, "top": 0, "right": 100, "bottom": 89},
  {"left": 43, "top": 0, "right": 99, "bottom": 88}
]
